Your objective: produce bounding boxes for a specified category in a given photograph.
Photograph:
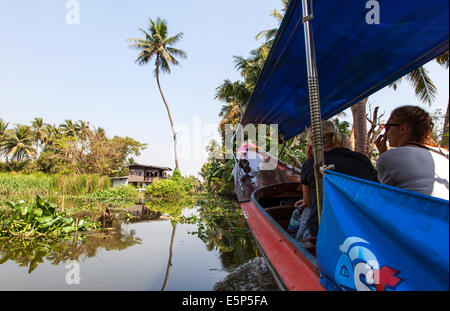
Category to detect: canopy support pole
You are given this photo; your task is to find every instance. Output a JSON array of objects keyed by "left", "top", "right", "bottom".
[{"left": 301, "top": 0, "right": 325, "bottom": 225}]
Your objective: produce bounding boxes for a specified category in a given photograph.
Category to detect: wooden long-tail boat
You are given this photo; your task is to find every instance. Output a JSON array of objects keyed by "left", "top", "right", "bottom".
[{"left": 234, "top": 143, "right": 323, "bottom": 291}]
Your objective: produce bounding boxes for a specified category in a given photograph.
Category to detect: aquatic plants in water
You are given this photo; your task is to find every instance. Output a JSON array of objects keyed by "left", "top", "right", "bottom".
[{"left": 0, "top": 196, "right": 98, "bottom": 238}]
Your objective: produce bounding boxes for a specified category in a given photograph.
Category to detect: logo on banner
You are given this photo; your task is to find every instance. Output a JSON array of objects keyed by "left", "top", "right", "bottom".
[{"left": 334, "top": 237, "right": 402, "bottom": 291}]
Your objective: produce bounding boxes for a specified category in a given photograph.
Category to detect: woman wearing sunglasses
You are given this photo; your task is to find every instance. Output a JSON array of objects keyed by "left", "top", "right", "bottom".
[{"left": 375, "top": 105, "right": 449, "bottom": 200}]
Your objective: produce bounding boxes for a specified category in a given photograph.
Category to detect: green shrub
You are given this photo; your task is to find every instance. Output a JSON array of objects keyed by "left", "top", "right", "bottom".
[
  {"left": 88, "top": 185, "right": 140, "bottom": 202},
  {"left": 171, "top": 168, "right": 182, "bottom": 181},
  {"left": 145, "top": 179, "right": 184, "bottom": 200}
]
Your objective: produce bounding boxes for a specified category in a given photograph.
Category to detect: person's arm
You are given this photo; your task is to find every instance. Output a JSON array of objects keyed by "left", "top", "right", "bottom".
[
  {"left": 294, "top": 184, "right": 311, "bottom": 211},
  {"left": 302, "top": 184, "right": 312, "bottom": 208},
  {"left": 294, "top": 185, "right": 311, "bottom": 210},
  {"left": 296, "top": 158, "right": 313, "bottom": 209}
]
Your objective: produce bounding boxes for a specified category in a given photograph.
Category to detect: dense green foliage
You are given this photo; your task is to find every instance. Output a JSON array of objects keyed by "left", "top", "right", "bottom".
[
  {"left": 145, "top": 179, "right": 184, "bottom": 200},
  {"left": 0, "top": 118, "right": 147, "bottom": 176},
  {"left": 0, "top": 196, "right": 98, "bottom": 238},
  {"left": 145, "top": 169, "right": 202, "bottom": 200}
]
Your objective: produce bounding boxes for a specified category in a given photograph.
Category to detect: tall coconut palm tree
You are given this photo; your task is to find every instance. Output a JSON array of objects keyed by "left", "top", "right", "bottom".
[
  {"left": 59, "top": 120, "right": 80, "bottom": 138},
  {"left": 0, "top": 119, "right": 8, "bottom": 137},
  {"left": 215, "top": 80, "right": 251, "bottom": 119},
  {"left": 0, "top": 119, "right": 9, "bottom": 162},
  {"left": 128, "top": 17, "right": 187, "bottom": 171},
  {"left": 256, "top": 0, "right": 290, "bottom": 47},
  {"left": 0, "top": 125, "right": 36, "bottom": 162},
  {"left": 0, "top": 119, "right": 8, "bottom": 144},
  {"left": 42, "top": 124, "right": 62, "bottom": 148},
  {"left": 216, "top": 45, "right": 269, "bottom": 122},
  {"left": 31, "top": 117, "right": 46, "bottom": 159},
  {"left": 76, "top": 120, "right": 91, "bottom": 141}
]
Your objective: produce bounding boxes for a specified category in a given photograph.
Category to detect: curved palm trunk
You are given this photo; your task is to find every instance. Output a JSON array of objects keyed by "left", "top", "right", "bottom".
[
  {"left": 351, "top": 98, "right": 369, "bottom": 155},
  {"left": 161, "top": 223, "right": 177, "bottom": 291},
  {"left": 155, "top": 70, "right": 180, "bottom": 171}
]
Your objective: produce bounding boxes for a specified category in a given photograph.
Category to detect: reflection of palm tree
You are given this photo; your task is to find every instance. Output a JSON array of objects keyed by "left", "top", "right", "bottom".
[{"left": 161, "top": 223, "right": 177, "bottom": 291}]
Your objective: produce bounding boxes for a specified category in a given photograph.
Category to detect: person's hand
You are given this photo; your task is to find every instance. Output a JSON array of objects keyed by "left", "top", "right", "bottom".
[
  {"left": 375, "top": 134, "right": 388, "bottom": 155},
  {"left": 295, "top": 199, "right": 307, "bottom": 211}
]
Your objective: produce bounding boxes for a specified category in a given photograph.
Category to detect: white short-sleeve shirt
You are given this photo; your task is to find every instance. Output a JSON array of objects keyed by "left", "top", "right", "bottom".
[{"left": 376, "top": 146, "right": 449, "bottom": 201}]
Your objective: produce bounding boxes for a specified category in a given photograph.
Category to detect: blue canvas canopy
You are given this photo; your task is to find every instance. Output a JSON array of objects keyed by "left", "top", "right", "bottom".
[{"left": 241, "top": 0, "right": 449, "bottom": 139}]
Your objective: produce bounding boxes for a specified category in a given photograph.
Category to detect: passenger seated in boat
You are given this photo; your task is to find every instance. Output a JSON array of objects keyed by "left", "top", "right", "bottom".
[
  {"left": 294, "top": 120, "right": 378, "bottom": 240},
  {"left": 375, "top": 105, "right": 449, "bottom": 200}
]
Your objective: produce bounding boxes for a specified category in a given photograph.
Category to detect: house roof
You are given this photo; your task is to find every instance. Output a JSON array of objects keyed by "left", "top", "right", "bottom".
[{"left": 126, "top": 163, "right": 172, "bottom": 171}]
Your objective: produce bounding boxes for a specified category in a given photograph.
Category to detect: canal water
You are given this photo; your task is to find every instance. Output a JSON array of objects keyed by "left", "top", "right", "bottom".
[{"left": 0, "top": 198, "right": 279, "bottom": 291}]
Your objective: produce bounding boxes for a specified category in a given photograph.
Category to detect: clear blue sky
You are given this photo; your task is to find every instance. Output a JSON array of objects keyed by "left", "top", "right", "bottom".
[{"left": 1, "top": 1, "right": 448, "bottom": 177}]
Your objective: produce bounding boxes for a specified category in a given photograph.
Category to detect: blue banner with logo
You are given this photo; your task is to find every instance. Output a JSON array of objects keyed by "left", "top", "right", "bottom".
[{"left": 316, "top": 171, "right": 449, "bottom": 291}]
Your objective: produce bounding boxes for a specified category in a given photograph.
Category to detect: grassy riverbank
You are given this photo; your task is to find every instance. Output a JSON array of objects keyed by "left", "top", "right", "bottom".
[{"left": 0, "top": 172, "right": 111, "bottom": 197}]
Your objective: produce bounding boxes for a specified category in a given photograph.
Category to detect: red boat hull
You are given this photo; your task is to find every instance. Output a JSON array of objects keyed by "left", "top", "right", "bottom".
[{"left": 241, "top": 201, "right": 324, "bottom": 291}]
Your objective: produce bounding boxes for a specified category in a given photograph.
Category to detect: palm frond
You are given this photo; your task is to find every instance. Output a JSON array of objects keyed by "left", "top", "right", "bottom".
[
  {"left": 436, "top": 50, "right": 449, "bottom": 69},
  {"left": 164, "top": 33, "right": 184, "bottom": 46},
  {"left": 166, "top": 47, "right": 187, "bottom": 59},
  {"left": 406, "top": 66, "right": 437, "bottom": 106},
  {"left": 129, "top": 18, "right": 186, "bottom": 76},
  {"left": 158, "top": 55, "right": 172, "bottom": 74},
  {"left": 270, "top": 9, "right": 284, "bottom": 23}
]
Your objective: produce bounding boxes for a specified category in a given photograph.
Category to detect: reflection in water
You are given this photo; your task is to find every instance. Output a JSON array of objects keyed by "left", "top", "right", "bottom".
[
  {"left": 161, "top": 223, "right": 177, "bottom": 291},
  {"left": 179, "top": 202, "right": 279, "bottom": 290},
  {"left": 0, "top": 221, "right": 142, "bottom": 274},
  {"left": 0, "top": 195, "right": 278, "bottom": 290},
  {"left": 183, "top": 209, "right": 260, "bottom": 272},
  {"left": 213, "top": 257, "right": 279, "bottom": 291}
]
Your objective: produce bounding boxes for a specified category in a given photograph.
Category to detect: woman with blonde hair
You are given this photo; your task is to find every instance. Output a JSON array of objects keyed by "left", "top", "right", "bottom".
[
  {"left": 294, "top": 120, "right": 378, "bottom": 240},
  {"left": 375, "top": 105, "right": 449, "bottom": 200}
]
